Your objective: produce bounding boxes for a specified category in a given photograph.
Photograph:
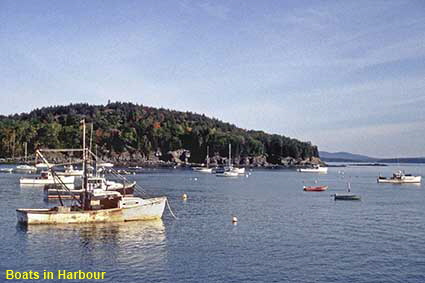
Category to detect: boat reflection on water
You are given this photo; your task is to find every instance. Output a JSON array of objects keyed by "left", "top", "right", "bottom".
[{"left": 16, "top": 220, "right": 167, "bottom": 278}]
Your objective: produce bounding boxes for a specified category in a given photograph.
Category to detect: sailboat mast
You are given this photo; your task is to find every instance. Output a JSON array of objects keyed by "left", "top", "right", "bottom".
[
  {"left": 82, "top": 120, "right": 90, "bottom": 210},
  {"left": 228, "top": 143, "right": 231, "bottom": 167},
  {"left": 206, "top": 146, "right": 210, "bottom": 168}
]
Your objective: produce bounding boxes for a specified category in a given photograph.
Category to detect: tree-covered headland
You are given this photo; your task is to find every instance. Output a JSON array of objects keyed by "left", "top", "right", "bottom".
[{"left": 0, "top": 102, "right": 319, "bottom": 166}]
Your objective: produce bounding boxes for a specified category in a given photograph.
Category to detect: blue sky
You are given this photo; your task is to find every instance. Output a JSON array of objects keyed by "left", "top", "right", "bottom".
[{"left": 1, "top": 0, "right": 424, "bottom": 157}]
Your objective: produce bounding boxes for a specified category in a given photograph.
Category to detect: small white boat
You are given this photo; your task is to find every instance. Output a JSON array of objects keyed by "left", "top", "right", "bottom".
[
  {"left": 193, "top": 167, "right": 213, "bottom": 173},
  {"left": 216, "top": 171, "right": 239, "bottom": 177},
  {"left": 97, "top": 162, "right": 114, "bottom": 168},
  {"left": 377, "top": 170, "right": 421, "bottom": 184},
  {"left": 297, "top": 165, "right": 328, "bottom": 173},
  {"left": 0, "top": 168, "right": 13, "bottom": 173},
  {"left": 56, "top": 165, "right": 84, "bottom": 176},
  {"left": 231, "top": 167, "right": 245, "bottom": 175},
  {"left": 14, "top": 165, "right": 37, "bottom": 173},
  {"left": 20, "top": 171, "right": 75, "bottom": 185},
  {"left": 35, "top": 163, "right": 50, "bottom": 169}
]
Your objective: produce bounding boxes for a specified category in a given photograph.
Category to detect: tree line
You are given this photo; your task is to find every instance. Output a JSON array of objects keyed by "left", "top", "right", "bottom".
[{"left": 0, "top": 102, "right": 319, "bottom": 163}]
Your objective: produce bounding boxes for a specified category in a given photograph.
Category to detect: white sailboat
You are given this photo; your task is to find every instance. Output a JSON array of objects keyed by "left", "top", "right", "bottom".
[
  {"left": 216, "top": 144, "right": 240, "bottom": 177},
  {"left": 17, "top": 120, "right": 167, "bottom": 225},
  {"left": 193, "top": 146, "right": 213, "bottom": 173}
]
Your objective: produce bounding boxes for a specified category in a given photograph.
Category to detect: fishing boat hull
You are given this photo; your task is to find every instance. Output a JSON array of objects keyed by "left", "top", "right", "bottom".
[
  {"left": 17, "top": 197, "right": 167, "bottom": 224},
  {"left": 377, "top": 176, "right": 421, "bottom": 184},
  {"left": 333, "top": 194, "right": 361, "bottom": 201},
  {"left": 303, "top": 185, "right": 328, "bottom": 192}
]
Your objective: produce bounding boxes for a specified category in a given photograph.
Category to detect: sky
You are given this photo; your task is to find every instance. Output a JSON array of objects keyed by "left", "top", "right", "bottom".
[{"left": 1, "top": 0, "right": 424, "bottom": 158}]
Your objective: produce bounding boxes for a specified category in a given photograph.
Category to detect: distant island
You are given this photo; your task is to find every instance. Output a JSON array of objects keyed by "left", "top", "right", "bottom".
[
  {"left": 319, "top": 151, "right": 425, "bottom": 164},
  {"left": 0, "top": 102, "right": 320, "bottom": 167}
]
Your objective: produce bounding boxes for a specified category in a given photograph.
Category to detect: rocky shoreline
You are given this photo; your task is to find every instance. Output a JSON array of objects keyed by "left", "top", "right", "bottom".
[{"left": 0, "top": 149, "right": 325, "bottom": 169}]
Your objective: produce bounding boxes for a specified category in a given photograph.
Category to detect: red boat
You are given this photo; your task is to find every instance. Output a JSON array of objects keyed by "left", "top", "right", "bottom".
[{"left": 303, "top": 185, "right": 328, "bottom": 192}]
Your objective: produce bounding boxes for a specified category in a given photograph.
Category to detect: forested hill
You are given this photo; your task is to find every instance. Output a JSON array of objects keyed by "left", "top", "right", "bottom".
[{"left": 0, "top": 102, "right": 319, "bottom": 164}]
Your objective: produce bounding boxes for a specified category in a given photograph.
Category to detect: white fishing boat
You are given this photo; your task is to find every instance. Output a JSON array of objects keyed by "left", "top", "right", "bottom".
[
  {"left": 297, "top": 165, "right": 328, "bottom": 173},
  {"left": 377, "top": 170, "right": 421, "bottom": 184},
  {"left": 17, "top": 120, "right": 167, "bottom": 225},
  {"left": 14, "top": 164, "right": 37, "bottom": 173},
  {"left": 20, "top": 171, "right": 75, "bottom": 185}
]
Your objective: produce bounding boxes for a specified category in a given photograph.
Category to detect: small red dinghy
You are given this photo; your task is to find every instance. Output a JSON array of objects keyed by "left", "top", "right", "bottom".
[{"left": 303, "top": 185, "right": 328, "bottom": 192}]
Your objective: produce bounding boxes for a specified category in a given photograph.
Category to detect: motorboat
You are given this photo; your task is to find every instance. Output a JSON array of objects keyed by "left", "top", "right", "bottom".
[
  {"left": 298, "top": 165, "right": 328, "bottom": 173},
  {"left": 56, "top": 165, "right": 84, "bottom": 176},
  {"left": 14, "top": 165, "right": 37, "bottom": 174},
  {"left": 0, "top": 168, "right": 13, "bottom": 173},
  {"left": 20, "top": 171, "right": 75, "bottom": 186},
  {"left": 377, "top": 170, "right": 421, "bottom": 184},
  {"left": 193, "top": 167, "right": 213, "bottom": 173}
]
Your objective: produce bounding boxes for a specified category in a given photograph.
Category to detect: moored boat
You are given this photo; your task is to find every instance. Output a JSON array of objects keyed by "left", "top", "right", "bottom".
[
  {"left": 20, "top": 171, "right": 75, "bottom": 186},
  {"left": 303, "top": 185, "right": 328, "bottom": 192},
  {"left": 14, "top": 165, "right": 37, "bottom": 174},
  {"left": 193, "top": 167, "right": 213, "bottom": 173},
  {"left": 333, "top": 194, "right": 361, "bottom": 201},
  {"left": 377, "top": 170, "right": 421, "bottom": 184},
  {"left": 298, "top": 165, "right": 328, "bottom": 173},
  {"left": 17, "top": 120, "right": 167, "bottom": 225}
]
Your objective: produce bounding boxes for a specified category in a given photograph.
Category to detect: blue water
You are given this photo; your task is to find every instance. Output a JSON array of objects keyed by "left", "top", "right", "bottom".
[{"left": 1, "top": 165, "right": 425, "bottom": 282}]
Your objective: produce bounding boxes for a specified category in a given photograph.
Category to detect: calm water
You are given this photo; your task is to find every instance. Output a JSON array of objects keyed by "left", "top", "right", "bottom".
[{"left": 1, "top": 165, "right": 425, "bottom": 282}]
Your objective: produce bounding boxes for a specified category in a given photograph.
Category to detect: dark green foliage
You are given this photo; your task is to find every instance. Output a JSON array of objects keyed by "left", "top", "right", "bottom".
[{"left": 0, "top": 102, "right": 319, "bottom": 163}]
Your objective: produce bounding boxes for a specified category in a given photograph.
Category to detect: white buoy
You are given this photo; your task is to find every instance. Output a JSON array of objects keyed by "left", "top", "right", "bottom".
[
  {"left": 182, "top": 193, "right": 188, "bottom": 200},
  {"left": 194, "top": 177, "right": 198, "bottom": 181},
  {"left": 232, "top": 216, "right": 238, "bottom": 224}
]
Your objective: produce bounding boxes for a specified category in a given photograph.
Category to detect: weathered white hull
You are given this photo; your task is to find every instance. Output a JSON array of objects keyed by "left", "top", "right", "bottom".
[
  {"left": 17, "top": 197, "right": 167, "bottom": 225},
  {"left": 298, "top": 167, "right": 328, "bottom": 173},
  {"left": 377, "top": 176, "right": 421, "bottom": 184},
  {"left": 20, "top": 175, "right": 75, "bottom": 185}
]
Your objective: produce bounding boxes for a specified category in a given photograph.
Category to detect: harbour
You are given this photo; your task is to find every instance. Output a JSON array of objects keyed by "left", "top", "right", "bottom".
[{"left": 1, "top": 163, "right": 425, "bottom": 282}]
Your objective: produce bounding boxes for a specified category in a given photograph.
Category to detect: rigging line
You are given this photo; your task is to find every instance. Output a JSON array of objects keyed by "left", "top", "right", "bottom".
[
  {"left": 107, "top": 169, "right": 149, "bottom": 196},
  {"left": 166, "top": 199, "right": 178, "bottom": 220}
]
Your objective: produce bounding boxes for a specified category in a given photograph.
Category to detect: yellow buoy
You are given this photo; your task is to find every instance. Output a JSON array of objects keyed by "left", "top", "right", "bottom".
[{"left": 182, "top": 193, "right": 188, "bottom": 200}]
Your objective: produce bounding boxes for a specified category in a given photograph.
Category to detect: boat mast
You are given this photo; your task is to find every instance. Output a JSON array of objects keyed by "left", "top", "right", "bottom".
[
  {"left": 228, "top": 143, "right": 231, "bottom": 168},
  {"left": 82, "top": 119, "right": 90, "bottom": 210},
  {"left": 206, "top": 146, "right": 210, "bottom": 168}
]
